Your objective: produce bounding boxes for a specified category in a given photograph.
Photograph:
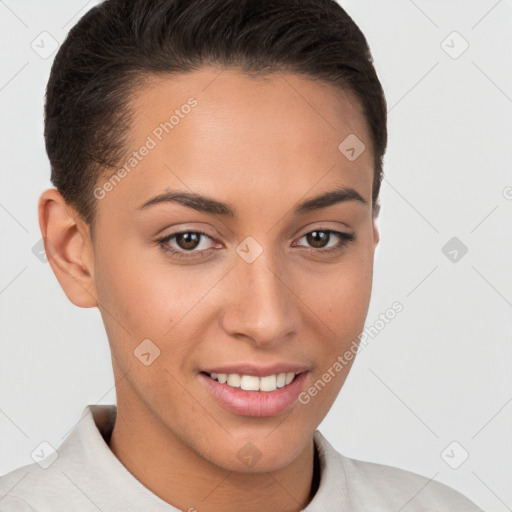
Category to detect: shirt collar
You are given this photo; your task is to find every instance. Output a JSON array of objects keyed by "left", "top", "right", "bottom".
[{"left": 61, "top": 404, "right": 355, "bottom": 510}]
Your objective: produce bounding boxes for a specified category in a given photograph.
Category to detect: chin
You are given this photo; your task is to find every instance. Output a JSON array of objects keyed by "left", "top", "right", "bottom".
[{"left": 199, "top": 428, "right": 313, "bottom": 474}]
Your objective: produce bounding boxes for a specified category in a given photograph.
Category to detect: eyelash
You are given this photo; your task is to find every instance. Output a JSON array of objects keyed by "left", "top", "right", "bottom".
[{"left": 155, "top": 229, "right": 355, "bottom": 260}]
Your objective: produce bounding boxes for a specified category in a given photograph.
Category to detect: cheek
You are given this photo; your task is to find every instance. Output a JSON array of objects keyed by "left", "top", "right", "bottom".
[
  {"left": 297, "top": 251, "right": 373, "bottom": 414},
  {"left": 306, "top": 247, "right": 374, "bottom": 331},
  {"left": 94, "top": 240, "right": 224, "bottom": 374},
  {"left": 297, "top": 239, "right": 374, "bottom": 405},
  {"left": 96, "top": 239, "right": 194, "bottom": 327}
]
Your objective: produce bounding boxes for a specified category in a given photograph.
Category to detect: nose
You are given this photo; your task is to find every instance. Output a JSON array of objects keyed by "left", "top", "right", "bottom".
[{"left": 219, "top": 248, "right": 299, "bottom": 347}]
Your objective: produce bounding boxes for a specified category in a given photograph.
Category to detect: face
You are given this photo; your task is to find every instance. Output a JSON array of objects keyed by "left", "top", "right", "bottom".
[{"left": 81, "top": 67, "right": 378, "bottom": 472}]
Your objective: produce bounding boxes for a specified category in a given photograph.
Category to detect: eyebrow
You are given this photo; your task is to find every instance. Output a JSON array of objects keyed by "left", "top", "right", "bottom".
[{"left": 136, "top": 186, "right": 367, "bottom": 216}]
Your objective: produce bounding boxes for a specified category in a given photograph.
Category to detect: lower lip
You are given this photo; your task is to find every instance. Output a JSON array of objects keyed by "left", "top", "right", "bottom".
[{"left": 199, "top": 372, "right": 308, "bottom": 417}]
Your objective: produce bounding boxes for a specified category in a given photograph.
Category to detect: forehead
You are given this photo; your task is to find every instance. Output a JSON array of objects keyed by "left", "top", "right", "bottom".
[
  {"left": 100, "top": 67, "right": 374, "bottom": 216},
  {"left": 129, "top": 66, "right": 371, "bottom": 151}
]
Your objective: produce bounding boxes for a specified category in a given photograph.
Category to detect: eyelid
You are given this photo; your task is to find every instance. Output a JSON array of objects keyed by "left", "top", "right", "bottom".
[
  {"left": 293, "top": 228, "right": 355, "bottom": 249},
  {"left": 157, "top": 229, "right": 217, "bottom": 248}
]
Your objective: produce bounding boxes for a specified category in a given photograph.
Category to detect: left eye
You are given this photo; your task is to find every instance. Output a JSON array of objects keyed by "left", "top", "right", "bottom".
[{"left": 294, "top": 229, "right": 354, "bottom": 251}]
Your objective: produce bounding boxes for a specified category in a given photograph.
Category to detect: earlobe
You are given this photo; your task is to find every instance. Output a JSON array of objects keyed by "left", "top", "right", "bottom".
[
  {"left": 38, "top": 188, "right": 98, "bottom": 308},
  {"left": 372, "top": 204, "right": 380, "bottom": 248}
]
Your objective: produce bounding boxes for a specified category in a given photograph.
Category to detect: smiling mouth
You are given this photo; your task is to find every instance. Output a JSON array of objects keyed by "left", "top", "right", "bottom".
[{"left": 201, "top": 371, "right": 300, "bottom": 392}]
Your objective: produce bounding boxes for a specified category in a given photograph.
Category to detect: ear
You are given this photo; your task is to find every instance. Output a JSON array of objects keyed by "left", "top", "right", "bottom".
[
  {"left": 38, "top": 188, "right": 98, "bottom": 308},
  {"left": 372, "top": 202, "right": 380, "bottom": 248}
]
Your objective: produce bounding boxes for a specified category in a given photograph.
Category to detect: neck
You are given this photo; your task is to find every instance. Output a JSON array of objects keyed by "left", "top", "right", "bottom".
[{"left": 108, "top": 387, "right": 320, "bottom": 512}]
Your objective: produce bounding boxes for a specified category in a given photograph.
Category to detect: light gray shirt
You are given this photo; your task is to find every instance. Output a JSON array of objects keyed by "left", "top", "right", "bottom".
[{"left": 0, "top": 404, "right": 483, "bottom": 511}]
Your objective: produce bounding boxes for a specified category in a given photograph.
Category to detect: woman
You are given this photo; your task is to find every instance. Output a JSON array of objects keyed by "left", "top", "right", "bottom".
[{"left": 0, "top": 0, "right": 483, "bottom": 510}]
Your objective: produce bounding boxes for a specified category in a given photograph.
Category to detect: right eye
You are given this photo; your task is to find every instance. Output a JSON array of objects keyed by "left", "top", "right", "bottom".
[{"left": 156, "top": 231, "right": 218, "bottom": 259}]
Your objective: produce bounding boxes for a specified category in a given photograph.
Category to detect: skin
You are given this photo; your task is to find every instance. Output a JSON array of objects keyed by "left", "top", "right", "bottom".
[{"left": 38, "top": 67, "right": 379, "bottom": 512}]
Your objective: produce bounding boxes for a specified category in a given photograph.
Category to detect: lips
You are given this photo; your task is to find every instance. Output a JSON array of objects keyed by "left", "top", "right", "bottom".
[
  {"left": 200, "top": 363, "right": 310, "bottom": 378},
  {"left": 198, "top": 363, "right": 310, "bottom": 417}
]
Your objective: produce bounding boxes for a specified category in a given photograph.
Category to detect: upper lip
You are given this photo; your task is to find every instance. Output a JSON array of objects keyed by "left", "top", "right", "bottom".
[{"left": 200, "top": 363, "right": 310, "bottom": 378}]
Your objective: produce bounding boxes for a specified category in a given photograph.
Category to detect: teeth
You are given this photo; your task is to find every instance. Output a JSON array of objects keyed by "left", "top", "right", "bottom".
[
  {"left": 285, "top": 372, "right": 295, "bottom": 385},
  {"left": 227, "top": 374, "right": 241, "bottom": 387},
  {"left": 241, "top": 375, "right": 260, "bottom": 391},
  {"left": 209, "top": 372, "right": 298, "bottom": 392},
  {"left": 259, "top": 375, "right": 277, "bottom": 392}
]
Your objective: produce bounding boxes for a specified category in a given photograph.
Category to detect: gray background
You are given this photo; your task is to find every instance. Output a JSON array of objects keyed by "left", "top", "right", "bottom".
[{"left": 1, "top": 1, "right": 511, "bottom": 510}]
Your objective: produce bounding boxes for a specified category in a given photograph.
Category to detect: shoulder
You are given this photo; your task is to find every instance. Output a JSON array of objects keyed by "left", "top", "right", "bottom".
[
  {"left": 343, "top": 455, "right": 482, "bottom": 510},
  {"left": 313, "top": 431, "right": 483, "bottom": 511},
  {"left": 0, "top": 460, "right": 91, "bottom": 511},
  {"left": 0, "top": 495, "right": 37, "bottom": 512},
  {"left": 0, "top": 463, "right": 43, "bottom": 510}
]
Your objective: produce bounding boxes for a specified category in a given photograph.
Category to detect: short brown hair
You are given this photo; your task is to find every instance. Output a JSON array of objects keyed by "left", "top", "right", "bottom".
[{"left": 44, "top": 0, "right": 387, "bottom": 237}]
